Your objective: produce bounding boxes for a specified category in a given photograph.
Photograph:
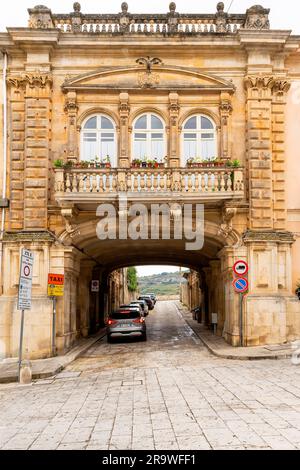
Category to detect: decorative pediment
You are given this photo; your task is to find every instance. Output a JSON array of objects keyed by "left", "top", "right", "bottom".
[{"left": 62, "top": 66, "right": 235, "bottom": 93}]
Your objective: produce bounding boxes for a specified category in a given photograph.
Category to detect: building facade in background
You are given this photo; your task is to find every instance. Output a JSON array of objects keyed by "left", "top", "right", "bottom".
[{"left": 0, "top": 2, "right": 300, "bottom": 359}]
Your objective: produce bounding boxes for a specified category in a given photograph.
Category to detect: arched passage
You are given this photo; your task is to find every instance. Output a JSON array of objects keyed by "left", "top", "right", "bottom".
[{"left": 55, "top": 218, "right": 243, "bottom": 348}]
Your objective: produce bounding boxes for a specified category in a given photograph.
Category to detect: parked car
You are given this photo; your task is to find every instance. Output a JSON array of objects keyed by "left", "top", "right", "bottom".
[
  {"left": 130, "top": 300, "right": 149, "bottom": 316},
  {"left": 146, "top": 293, "right": 157, "bottom": 304},
  {"left": 120, "top": 304, "right": 143, "bottom": 315},
  {"left": 138, "top": 295, "right": 154, "bottom": 310},
  {"left": 106, "top": 307, "right": 147, "bottom": 342}
]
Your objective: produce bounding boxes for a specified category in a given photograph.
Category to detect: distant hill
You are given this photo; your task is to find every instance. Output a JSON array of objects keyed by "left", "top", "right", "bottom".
[{"left": 138, "top": 270, "right": 188, "bottom": 296}]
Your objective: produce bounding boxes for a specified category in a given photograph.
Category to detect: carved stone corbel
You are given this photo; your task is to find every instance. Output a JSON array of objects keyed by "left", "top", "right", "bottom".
[
  {"left": 61, "top": 205, "right": 80, "bottom": 238},
  {"left": 218, "top": 207, "right": 237, "bottom": 239}
]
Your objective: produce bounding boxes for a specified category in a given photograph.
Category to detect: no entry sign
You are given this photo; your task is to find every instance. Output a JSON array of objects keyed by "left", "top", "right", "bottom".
[
  {"left": 233, "top": 260, "right": 248, "bottom": 276},
  {"left": 233, "top": 277, "right": 249, "bottom": 294}
]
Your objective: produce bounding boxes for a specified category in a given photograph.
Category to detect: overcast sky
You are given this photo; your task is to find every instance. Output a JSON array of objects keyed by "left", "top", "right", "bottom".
[{"left": 0, "top": 0, "right": 300, "bottom": 33}]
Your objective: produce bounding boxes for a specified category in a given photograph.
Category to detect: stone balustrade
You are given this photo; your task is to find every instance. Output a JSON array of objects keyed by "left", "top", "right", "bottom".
[
  {"left": 28, "top": 3, "right": 270, "bottom": 34},
  {"left": 54, "top": 167, "right": 244, "bottom": 202}
]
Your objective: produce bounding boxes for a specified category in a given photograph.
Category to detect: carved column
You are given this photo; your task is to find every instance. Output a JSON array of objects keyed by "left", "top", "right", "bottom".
[
  {"left": 168, "top": 92, "right": 180, "bottom": 167},
  {"left": 244, "top": 76, "right": 274, "bottom": 230},
  {"left": 271, "top": 79, "right": 291, "bottom": 230},
  {"left": 64, "top": 91, "right": 78, "bottom": 162},
  {"left": 119, "top": 92, "right": 130, "bottom": 168},
  {"left": 24, "top": 73, "right": 53, "bottom": 230},
  {"left": 219, "top": 92, "right": 232, "bottom": 161},
  {"left": 6, "top": 77, "right": 26, "bottom": 230}
]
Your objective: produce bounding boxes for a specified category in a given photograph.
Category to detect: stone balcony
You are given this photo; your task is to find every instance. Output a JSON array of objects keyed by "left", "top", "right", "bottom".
[{"left": 53, "top": 166, "right": 245, "bottom": 208}]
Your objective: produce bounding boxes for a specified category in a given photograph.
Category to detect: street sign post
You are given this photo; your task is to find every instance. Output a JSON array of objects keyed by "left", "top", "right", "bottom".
[
  {"left": 232, "top": 263, "right": 249, "bottom": 347},
  {"left": 17, "top": 249, "right": 34, "bottom": 382},
  {"left": 48, "top": 274, "right": 64, "bottom": 356}
]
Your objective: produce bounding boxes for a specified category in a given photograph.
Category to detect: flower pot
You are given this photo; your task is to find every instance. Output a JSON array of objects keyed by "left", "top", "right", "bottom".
[{"left": 142, "top": 162, "right": 147, "bottom": 168}]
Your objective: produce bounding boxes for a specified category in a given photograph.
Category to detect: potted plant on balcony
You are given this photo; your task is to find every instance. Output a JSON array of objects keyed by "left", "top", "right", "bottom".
[
  {"left": 186, "top": 158, "right": 194, "bottom": 168},
  {"left": 141, "top": 159, "right": 147, "bottom": 168},
  {"left": 105, "top": 156, "right": 111, "bottom": 168},
  {"left": 53, "top": 159, "right": 64, "bottom": 168},
  {"left": 131, "top": 158, "right": 141, "bottom": 168},
  {"left": 63, "top": 160, "right": 74, "bottom": 170}
]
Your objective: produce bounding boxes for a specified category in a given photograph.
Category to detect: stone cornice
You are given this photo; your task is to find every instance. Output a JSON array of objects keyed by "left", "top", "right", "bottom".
[
  {"left": 243, "top": 230, "right": 295, "bottom": 244},
  {"left": 3, "top": 231, "right": 56, "bottom": 243}
]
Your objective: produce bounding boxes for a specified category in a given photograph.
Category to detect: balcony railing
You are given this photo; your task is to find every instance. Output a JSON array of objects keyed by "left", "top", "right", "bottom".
[
  {"left": 28, "top": 4, "right": 270, "bottom": 35},
  {"left": 54, "top": 167, "right": 244, "bottom": 203}
]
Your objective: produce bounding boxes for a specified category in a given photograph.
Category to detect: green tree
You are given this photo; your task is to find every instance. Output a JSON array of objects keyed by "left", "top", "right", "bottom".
[{"left": 127, "top": 267, "right": 138, "bottom": 292}]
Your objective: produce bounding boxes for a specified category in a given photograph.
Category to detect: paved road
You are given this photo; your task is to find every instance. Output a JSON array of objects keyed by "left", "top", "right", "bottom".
[{"left": 1, "top": 300, "right": 300, "bottom": 450}]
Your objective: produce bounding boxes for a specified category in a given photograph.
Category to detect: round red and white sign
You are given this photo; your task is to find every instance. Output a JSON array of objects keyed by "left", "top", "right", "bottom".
[
  {"left": 23, "top": 265, "right": 31, "bottom": 277},
  {"left": 233, "top": 260, "right": 248, "bottom": 276}
]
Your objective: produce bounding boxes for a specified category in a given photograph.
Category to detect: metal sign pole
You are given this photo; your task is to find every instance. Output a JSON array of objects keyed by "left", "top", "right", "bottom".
[
  {"left": 52, "top": 296, "right": 57, "bottom": 357},
  {"left": 239, "top": 293, "right": 243, "bottom": 347},
  {"left": 18, "top": 309, "right": 25, "bottom": 382}
]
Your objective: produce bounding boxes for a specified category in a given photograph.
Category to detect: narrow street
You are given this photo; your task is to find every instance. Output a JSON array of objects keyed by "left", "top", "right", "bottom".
[{"left": 1, "top": 301, "right": 300, "bottom": 450}]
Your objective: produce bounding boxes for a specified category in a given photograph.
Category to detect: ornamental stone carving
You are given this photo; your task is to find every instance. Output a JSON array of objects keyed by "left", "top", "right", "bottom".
[
  {"left": 7, "top": 73, "right": 53, "bottom": 89},
  {"left": 167, "top": 3, "right": 179, "bottom": 33},
  {"left": 215, "top": 2, "right": 227, "bottom": 33},
  {"left": 218, "top": 207, "right": 237, "bottom": 239},
  {"left": 244, "top": 76, "right": 291, "bottom": 96},
  {"left": 28, "top": 5, "right": 54, "bottom": 29},
  {"left": 244, "top": 5, "right": 270, "bottom": 30}
]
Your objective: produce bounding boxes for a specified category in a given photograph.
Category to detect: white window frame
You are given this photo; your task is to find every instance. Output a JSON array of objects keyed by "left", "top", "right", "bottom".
[
  {"left": 80, "top": 114, "right": 117, "bottom": 166},
  {"left": 132, "top": 113, "right": 166, "bottom": 162},
  {"left": 181, "top": 114, "right": 217, "bottom": 165}
]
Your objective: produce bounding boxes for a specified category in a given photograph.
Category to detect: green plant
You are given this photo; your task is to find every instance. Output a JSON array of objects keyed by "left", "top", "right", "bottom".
[
  {"left": 63, "top": 160, "right": 73, "bottom": 169},
  {"left": 127, "top": 267, "right": 138, "bottom": 292},
  {"left": 53, "top": 159, "right": 64, "bottom": 168},
  {"left": 232, "top": 159, "right": 240, "bottom": 168}
]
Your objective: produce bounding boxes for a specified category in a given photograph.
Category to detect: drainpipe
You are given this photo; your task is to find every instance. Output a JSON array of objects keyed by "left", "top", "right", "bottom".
[{"left": 0, "top": 51, "right": 8, "bottom": 295}]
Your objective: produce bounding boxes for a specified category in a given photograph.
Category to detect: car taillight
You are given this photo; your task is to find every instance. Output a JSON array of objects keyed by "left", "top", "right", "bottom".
[
  {"left": 133, "top": 317, "right": 145, "bottom": 324},
  {"left": 108, "top": 319, "right": 117, "bottom": 326}
]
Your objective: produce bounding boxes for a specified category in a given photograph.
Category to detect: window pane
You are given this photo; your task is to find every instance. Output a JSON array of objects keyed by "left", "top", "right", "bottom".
[
  {"left": 135, "top": 133, "right": 147, "bottom": 140},
  {"left": 201, "top": 133, "right": 214, "bottom": 139},
  {"left": 184, "top": 116, "right": 197, "bottom": 130},
  {"left": 101, "top": 116, "right": 113, "bottom": 129},
  {"left": 101, "top": 133, "right": 114, "bottom": 141},
  {"left": 201, "top": 116, "right": 213, "bottom": 129},
  {"left": 184, "top": 140, "right": 197, "bottom": 159},
  {"left": 134, "top": 139, "right": 147, "bottom": 159},
  {"left": 201, "top": 139, "right": 216, "bottom": 160},
  {"left": 83, "top": 132, "right": 97, "bottom": 142},
  {"left": 151, "top": 115, "right": 163, "bottom": 129},
  {"left": 100, "top": 139, "right": 115, "bottom": 159},
  {"left": 82, "top": 134, "right": 97, "bottom": 161},
  {"left": 135, "top": 115, "right": 147, "bottom": 129},
  {"left": 84, "top": 117, "right": 97, "bottom": 129},
  {"left": 184, "top": 133, "right": 197, "bottom": 140},
  {"left": 151, "top": 133, "right": 163, "bottom": 139},
  {"left": 151, "top": 139, "right": 164, "bottom": 160}
]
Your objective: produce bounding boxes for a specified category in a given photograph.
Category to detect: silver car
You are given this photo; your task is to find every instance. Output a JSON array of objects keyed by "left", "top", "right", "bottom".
[
  {"left": 107, "top": 308, "right": 147, "bottom": 342},
  {"left": 130, "top": 300, "right": 149, "bottom": 316}
]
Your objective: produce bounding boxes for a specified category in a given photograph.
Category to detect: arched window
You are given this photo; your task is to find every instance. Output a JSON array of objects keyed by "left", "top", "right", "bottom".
[
  {"left": 81, "top": 114, "right": 117, "bottom": 166},
  {"left": 133, "top": 113, "right": 165, "bottom": 161},
  {"left": 182, "top": 114, "right": 217, "bottom": 163}
]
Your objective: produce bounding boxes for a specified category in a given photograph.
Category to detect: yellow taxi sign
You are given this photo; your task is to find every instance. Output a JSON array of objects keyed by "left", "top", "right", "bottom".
[{"left": 48, "top": 273, "right": 64, "bottom": 297}]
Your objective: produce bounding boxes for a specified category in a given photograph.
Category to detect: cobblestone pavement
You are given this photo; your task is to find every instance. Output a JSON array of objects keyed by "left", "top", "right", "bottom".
[{"left": 1, "top": 300, "right": 300, "bottom": 450}]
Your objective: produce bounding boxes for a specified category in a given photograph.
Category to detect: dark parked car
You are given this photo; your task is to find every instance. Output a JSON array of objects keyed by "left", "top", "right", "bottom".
[
  {"left": 146, "top": 293, "right": 157, "bottom": 304},
  {"left": 106, "top": 308, "right": 147, "bottom": 342},
  {"left": 138, "top": 295, "right": 154, "bottom": 310}
]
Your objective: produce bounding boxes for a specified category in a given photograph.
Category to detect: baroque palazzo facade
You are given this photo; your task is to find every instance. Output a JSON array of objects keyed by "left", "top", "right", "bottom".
[{"left": 0, "top": 2, "right": 300, "bottom": 359}]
